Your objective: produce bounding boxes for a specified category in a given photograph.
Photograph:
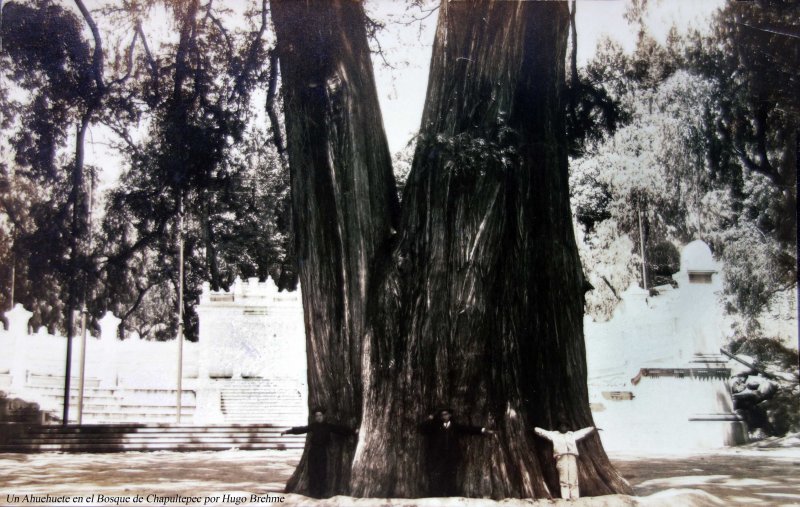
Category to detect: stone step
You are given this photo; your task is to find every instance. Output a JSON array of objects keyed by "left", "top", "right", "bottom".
[
  {"left": 17, "top": 425, "right": 289, "bottom": 438},
  {"left": 221, "top": 392, "right": 303, "bottom": 396},
  {"left": 81, "top": 411, "right": 196, "bottom": 418},
  {"left": 37, "top": 403, "right": 197, "bottom": 412},
  {"left": 26, "top": 375, "right": 102, "bottom": 388},
  {"left": 219, "top": 390, "right": 303, "bottom": 395},
  {"left": 219, "top": 412, "right": 299, "bottom": 417},
  {"left": 0, "top": 423, "right": 307, "bottom": 453},
  {"left": 0, "top": 442, "right": 305, "bottom": 452},
  {"left": 26, "top": 386, "right": 119, "bottom": 397},
  {"left": 9, "top": 436, "right": 304, "bottom": 445},
  {"left": 66, "top": 414, "right": 195, "bottom": 424},
  {"left": 34, "top": 400, "right": 198, "bottom": 411},
  {"left": 18, "top": 424, "right": 289, "bottom": 433},
  {"left": 33, "top": 387, "right": 197, "bottom": 400}
]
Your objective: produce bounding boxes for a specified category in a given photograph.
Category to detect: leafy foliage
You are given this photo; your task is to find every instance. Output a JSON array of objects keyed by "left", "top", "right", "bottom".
[
  {"left": 0, "top": 0, "right": 293, "bottom": 341},
  {"left": 571, "top": 5, "right": 798, "bottom": 324},
  {"left": 729, "top": 336, "right": 800, "bottom": 436},
  {"left": 0, "top": 0, "right": 99, "bottom": 332},
  {"left": 686, "top": 0, "right": 798, "bottom": 320}
]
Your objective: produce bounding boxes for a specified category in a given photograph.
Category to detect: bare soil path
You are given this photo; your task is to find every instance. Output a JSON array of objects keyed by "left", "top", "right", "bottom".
[{"left": 0, "top": 447, "right": 797, "bottom": 506}]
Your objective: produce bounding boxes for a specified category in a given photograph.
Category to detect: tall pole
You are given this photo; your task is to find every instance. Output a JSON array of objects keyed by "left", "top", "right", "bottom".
[
  {"left": 62, "top": 122, "right": 82, "bottom": 426},
  {"left": 8, "top": 165, "right": 14, "bottom": 310},
  {"left": 0, "top": 0, "right": 4, "bottom": 52},
  {"left": 176, "top": 195, "right": 184, "bottom": 423},
  {"left": 77, "top": 174, "right": 94, "bottom": 425},
  {"left": 638, "top": 208, "right": 648, "bottom": 290},
  {"left": 8, "top": 241, "right": 13, "bottom": 309}
]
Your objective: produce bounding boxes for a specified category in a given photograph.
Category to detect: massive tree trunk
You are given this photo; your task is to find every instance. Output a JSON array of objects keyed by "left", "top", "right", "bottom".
[
  {"left": 271, "top": 0, "right": 400, "bottom": 497},
  {"left": 273, "top": 0, "right": 630, "bottom": 499},
  {"left": 350, "top": 1, "right": 630, "bottom": 498}
]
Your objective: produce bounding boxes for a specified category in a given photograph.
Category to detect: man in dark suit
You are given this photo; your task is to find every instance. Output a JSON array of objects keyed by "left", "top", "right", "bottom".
[
  {"left": 282, "top": 407, "right": 357, "bottom": 498},
  {"left": 419, "top": 407, "right": 494, "bottom": 497}
]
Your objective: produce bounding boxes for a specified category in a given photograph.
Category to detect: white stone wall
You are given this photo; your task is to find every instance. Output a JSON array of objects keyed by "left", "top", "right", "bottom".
[
  {"left": 592, "top": 377, "right": 745, "bottom": 452},
  {"left": 0, "top": 305, "right": 199, "bottom": 392}
]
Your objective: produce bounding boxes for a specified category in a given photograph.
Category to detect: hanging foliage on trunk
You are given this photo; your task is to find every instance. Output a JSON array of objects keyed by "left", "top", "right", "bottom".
[{"left": 272, "top": 0, "right": 630, "bottom": 499}]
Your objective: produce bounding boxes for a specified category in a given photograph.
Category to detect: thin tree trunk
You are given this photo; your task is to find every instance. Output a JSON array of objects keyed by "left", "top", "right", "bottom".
[
  {"left": 271, "top": 0, "right": 399, "bottom": 497},
  {"left": 64, "top": 107, "right": 96, "bottom": 423},
  {"left": 350, "top": 1, "right": 631, "bottom": 498}
]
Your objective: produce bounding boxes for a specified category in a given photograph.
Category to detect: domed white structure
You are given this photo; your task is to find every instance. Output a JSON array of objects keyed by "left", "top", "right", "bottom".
[
  {"left": 584, "top": 239, "right": 744, "bottom": 452},
  {"left": 676, "top": 239, "right": 721, "bottom": 285}
]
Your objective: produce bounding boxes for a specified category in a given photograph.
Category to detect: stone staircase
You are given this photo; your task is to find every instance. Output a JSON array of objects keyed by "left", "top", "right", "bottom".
[
  {"left": 12, "top": 374, "right": 196, "bottom": 424},
  {"left": 0, "top": 423, "right": 305, "bottom": 453},
  {"left": 218, "top": 378, "right": 306, "bottom": 425},
  {"left": 0, "top": 376, "right": 311, "bottom": 452}
]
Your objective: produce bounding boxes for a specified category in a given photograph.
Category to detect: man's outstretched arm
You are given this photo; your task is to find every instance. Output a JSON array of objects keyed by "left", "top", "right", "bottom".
[{"left": 281, "top": 425, "right": 309, "bottom": 435}]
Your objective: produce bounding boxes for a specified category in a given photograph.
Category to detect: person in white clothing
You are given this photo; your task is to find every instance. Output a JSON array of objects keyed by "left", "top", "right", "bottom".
[{"left": 534, "top": 423, "right": 596, "bottom": 500}]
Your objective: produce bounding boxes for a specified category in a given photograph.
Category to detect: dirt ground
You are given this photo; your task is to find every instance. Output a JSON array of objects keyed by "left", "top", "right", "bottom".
[
  {"left": 612, "top": 448, "right": 800, "bottom": 505},
  {"left": 0, "top": 447, "right": 798, "bottom": 506}
]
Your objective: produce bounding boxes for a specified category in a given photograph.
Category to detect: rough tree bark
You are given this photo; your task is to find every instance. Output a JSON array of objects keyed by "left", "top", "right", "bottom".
[
  {"left": 273, "top": 0, "right": 631, "bottom": 499},
  {"left": 271, "top": 0, "right": 400, "bottom": 497},
  {"left": 350, "top": 1, "right": 630, "bottom": 498}
]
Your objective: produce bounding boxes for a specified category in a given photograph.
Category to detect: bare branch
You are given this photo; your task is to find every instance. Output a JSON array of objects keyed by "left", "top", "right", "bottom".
[
  {"left": 395, "top": 4, "right": 439, "bottom": 26},
  {"left": 204, "top": 5, "right": 234, "bottom": 63},
  {"left": 107, "top": 28, "right": 139, "bottom": 88},
  {"left": 736, "top": 20, "right": 800, "bottom": 40},
  {"left": 119, "top": 278, "right": 161, "bottom": 323},
  {"left": 601, "top": 276, "right": 621, "bottom": 301},
  {"left": 74, "top": 0, "right": 106, "bottom": 95},
  {"left": 365, "top": 13, "right": 394, "bottom": 69},
  {"left": 136, "top": 22, "right": 158, "bottom": 76}
]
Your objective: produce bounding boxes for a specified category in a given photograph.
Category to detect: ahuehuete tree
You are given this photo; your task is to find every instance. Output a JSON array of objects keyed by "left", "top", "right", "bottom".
[{"left": 272, "top": 0, "right": 630, "bottom": 499}]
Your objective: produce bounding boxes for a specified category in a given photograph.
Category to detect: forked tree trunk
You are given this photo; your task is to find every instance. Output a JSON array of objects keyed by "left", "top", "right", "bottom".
[
  {"left": 273, "top": 0, "right": 631, "bottom": 499},
  {"left": 271, "top": 0, "right": 400, "bottom": 497},
  {"left": 350, "top": 1, "right": 631, "bottom": 498}
]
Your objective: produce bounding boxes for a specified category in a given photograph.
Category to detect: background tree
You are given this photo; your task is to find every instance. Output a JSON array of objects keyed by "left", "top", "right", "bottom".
[
  {"left": 0, "top": 0, "right": 108, "bottom": 335},
  {"left": 1, "top": 0, "right": 294, "bottom": 343},
  {"left": 688, "top": 0, "right": 798, "bottom": 321},
  {"left": 571, "top": 1, "right": 798, "bottom": 327},
  {"left": 98, "top": 0, "right": 293, "bottom": 341}
]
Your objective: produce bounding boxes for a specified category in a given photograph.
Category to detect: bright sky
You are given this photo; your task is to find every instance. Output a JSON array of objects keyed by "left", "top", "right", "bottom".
[{"left": 79, "top": 0, "right": 725, "bottom": 187}]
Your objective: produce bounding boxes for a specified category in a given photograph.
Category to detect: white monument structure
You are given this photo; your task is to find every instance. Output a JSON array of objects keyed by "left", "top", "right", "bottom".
[
  {"left": 0, "top": 276, "right": 306, "bottom": 425},
  {"left": 194, "top": 276, "right": 307, "bottom": 425},
  {"left": 585, "top": 240, "right": 747, "bottom": 451}
]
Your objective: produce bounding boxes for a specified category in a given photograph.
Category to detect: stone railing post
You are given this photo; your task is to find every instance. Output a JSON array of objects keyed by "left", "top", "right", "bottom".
[
  {"left": 6, "top": 304, "right": 32, "bottom": 391},
  {"left": 97, "top": 312, "right": 121, "bottom": 387}
]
